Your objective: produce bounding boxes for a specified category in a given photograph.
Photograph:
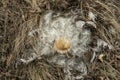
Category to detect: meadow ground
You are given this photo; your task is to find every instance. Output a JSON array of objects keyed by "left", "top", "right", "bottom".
[{"left": 0, "top": 0, "right": 120, "bottom": 80}]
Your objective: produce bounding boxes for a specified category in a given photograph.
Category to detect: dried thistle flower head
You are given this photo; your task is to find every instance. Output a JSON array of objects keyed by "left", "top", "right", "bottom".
[
  {"left": 34, "top": 11, "right": 92, "bottom": 57},
  {"left": 54, "top": 37, "right": 71, "bottom": 54},
  {"left": 27, "top": 11, "right": 94, "bottom": 79}
]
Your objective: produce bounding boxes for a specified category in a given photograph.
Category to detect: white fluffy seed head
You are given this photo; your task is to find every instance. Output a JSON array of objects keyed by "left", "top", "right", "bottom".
[
  {"left": 22, "top": 11, "right": 95, "bottom": 79},
  {"left": 35, "top": 11, "right": 92, "bottom": 57},
  {"left": 26, "top": 12, "right": 94, "bottom": 78}
]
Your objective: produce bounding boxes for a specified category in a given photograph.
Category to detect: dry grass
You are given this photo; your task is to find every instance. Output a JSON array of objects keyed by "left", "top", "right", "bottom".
[{"left": 0, "top": 0, "right": 120, "bottom": 80}]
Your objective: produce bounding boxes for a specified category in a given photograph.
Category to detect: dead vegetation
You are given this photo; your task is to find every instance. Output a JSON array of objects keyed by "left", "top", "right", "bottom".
[{"left": 0, "top": 0, "right": 120, "bottom": 80}]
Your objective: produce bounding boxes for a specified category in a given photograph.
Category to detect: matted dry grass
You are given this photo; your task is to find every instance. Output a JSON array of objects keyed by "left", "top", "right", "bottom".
[{"left": 0, "top": 0, "right": 120, "bottom": 80}]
